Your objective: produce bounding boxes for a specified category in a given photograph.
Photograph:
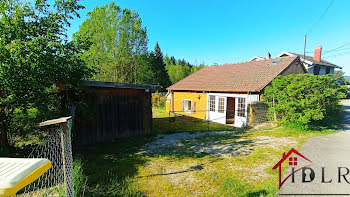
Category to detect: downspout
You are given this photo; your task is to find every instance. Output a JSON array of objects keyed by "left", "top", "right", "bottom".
[{"left": 171, "top": 90, "right": 174, "bottom": 113}]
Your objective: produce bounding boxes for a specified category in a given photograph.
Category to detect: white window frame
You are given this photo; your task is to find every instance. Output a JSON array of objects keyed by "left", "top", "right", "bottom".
[
  {"left": 209, "top": 96, "right": 216, "bottom": 112},
  {"left": 237, "top": 98, "right": 246, "bottom": 117},
  {"left": 218, "top": 97, "right": 225, "bottom": 113},
  {"left": 184, "top": 99, "right": 192, "bottom": 113}
]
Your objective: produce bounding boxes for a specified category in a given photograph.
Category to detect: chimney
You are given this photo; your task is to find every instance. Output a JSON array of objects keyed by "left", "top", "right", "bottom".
[
  {"left": 267, "top": 52, "right": 271, "bottom": 59},
  {"left": 314, "top": 45, "right": 322, "bottom": 62}
]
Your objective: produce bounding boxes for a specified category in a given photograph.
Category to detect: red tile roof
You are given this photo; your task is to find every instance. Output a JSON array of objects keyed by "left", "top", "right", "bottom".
[{"left": 167, "top": 56, "right": 300, "bottom": 92}]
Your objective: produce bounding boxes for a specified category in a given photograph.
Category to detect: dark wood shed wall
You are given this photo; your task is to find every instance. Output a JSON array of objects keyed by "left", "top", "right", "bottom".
[{"left": 73, "top": 87, "right": 152, "bottom": 146}]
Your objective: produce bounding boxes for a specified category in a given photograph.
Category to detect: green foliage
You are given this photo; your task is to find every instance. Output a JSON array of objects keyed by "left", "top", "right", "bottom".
[
  {"left": 164, "top": 55, "right": 204, "bottom": 84},
  {"left": 334, "top": 70, "right": 345, "bottom": 81},
  {"left": 74, "top": 1, "right": 203, "bottom": 87},
  {"left": 73, "top": 1, "right": 148, "bottom": 83},
  {"left": 263, "top": 74, "right": 344, "bottom": 129},
  {"left": 73, "top": 159, "right": 87, "bottom": 197},
  {"left": 152, "top": 92, "right": 166, "bottom": 107},
  {"left": 150, "top": 42, "right": 171, "bottom": 88},
  {"left": 136, "top": 43, "right": 171, "bottom": 89},
  {"left": 0, "top": 0, "right": 91, "bottom": 144}
]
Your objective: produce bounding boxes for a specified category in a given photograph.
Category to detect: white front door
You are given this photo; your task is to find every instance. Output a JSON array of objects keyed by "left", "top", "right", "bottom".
[
  {"left": 234, "top": 97, "right": 247, "bottom": 127},
  {"left": 207, "top": 96, "right": 227, "bottom": 124}
]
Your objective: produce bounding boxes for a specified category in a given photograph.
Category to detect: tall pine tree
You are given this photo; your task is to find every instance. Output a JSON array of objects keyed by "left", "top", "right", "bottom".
[{"left": 150, "top": 42, "right": 171, "bottom": 89}]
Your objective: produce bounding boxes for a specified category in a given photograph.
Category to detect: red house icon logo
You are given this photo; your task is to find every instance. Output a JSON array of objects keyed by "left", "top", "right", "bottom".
[{"left": 272, "top": 148, "right": 312, "bottom": 189}]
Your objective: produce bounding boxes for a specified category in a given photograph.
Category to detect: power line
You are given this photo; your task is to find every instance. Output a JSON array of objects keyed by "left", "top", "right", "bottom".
[
  {"left": 306, "top": 0, "right": 335, "bottom": 35},
  {"left": 323, "top": 42, "right": 350, "bottom": 55},
  {"left": 323, "top": 50, "right": 350, "bottom": 58},
  {"left": 303, "top": 0, "right": 335, "bottom": 58},
  {"left": 327, "top": 47, "right": 350, "bottom": 52},
  {"left": 306, "top": 42, "right": 350, "bottom": 55}
]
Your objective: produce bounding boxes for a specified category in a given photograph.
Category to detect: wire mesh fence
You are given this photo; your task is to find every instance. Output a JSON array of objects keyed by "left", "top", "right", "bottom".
[
  {"left": 248, "top": 101, "right": 270, "bottom": 126},
  {"left": 153, "top": 102, "right": 270, "bottom": 133},
  {"left": 7, "top": 105, "right": 77, "bottom": 197},
  {"left": 13, "top": 120, "right": 74, "bottom": 197},
  {"left": 14, "top": 117, "right": 74, "bottom": 197}
]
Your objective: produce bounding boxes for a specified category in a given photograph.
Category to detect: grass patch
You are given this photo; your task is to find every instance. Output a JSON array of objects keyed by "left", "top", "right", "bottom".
[
  {"left": 75, "top": 136, "right": 151, "bottom": 197},
  {"left": 77, "top": 124, "right": 338, "bottom": 196},
  {"left": 73, "top": 159, "right": 87, "bottom": 197},
  {"left": 74, "top": 107, "right": 340, "bottom": 196}
]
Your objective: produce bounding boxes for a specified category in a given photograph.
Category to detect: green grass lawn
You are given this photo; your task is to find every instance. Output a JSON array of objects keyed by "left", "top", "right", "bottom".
[
  {"left": 152, "top": 106, "right": 234, "bottom": 134},
  {"left": 75, "top": 107, "right": 339, "bottom": 196}
]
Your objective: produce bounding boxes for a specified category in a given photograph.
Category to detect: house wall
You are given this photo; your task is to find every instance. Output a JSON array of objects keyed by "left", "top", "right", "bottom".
[
  {"left": 166, "top": 91, "right": 261, "bottom": 127},
  {"left": 206, "top": 93, "right": 260, "bottom": 127},
  {"left": 307, "top": 66, "right": 334, "bottom": 75},
  {"left": 280, "top": 60, "right": 306, "bottom": 75},
  {"left": 166, "top": 91, "right": 207, "bottom": 119}
]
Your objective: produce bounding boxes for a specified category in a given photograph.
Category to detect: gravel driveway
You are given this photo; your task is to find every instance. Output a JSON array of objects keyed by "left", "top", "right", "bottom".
[{"left": 281, "top": 99, "right": 350, "bottom": 196}]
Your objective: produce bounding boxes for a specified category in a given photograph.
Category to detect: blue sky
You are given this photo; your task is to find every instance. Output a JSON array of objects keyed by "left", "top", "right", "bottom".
[{"left": 67, "top": 0, "right": 350, "bottom": 74}]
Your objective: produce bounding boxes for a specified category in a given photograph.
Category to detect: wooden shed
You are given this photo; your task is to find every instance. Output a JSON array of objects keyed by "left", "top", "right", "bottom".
[{"left": 73, "top": 81, "right": 161, "bottom": 146}]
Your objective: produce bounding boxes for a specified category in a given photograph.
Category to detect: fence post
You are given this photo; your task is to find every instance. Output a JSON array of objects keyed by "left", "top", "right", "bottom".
[
  {"left": 273, "top": 95, "right": 277, "bottom": 121},
  {"left": 39, "top": 116, "right": 74, "bottom": 197},
  {"left": 207, "top": 109, "right": 210, "bottom": 131},
  {"left": 60, "top": 122, "right": 69, "bottom": 197}
]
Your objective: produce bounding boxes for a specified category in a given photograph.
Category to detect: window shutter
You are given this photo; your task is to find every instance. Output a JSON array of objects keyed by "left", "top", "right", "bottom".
[
  {"left": 181, "top": 100, "right": 184, "bottom": 112},
  {"left": 191, "top": 101, "right": 196, "bottom": 114}
]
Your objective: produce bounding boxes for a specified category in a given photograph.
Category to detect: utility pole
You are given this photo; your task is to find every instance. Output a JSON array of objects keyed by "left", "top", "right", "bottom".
[{"left": 303, "top": 34, "right": 307, "bottom": 60}]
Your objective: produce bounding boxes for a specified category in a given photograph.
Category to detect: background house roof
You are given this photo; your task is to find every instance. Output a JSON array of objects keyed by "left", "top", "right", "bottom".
[
  {"left": 168, "top": 56, "right": 300, "bottom": 92},
  {"left": 278, "top": 51, "right": 341, "bottom": 68}
]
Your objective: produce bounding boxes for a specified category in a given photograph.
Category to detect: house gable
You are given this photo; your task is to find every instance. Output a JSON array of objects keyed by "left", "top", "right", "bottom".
[{"left": 280, "top": 59, "right": 307, "bottom": 75}]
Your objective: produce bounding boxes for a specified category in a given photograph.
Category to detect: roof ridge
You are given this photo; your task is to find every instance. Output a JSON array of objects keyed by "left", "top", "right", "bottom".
[{"left": 207, "top": 56, "right": 290, "bottom": 68}]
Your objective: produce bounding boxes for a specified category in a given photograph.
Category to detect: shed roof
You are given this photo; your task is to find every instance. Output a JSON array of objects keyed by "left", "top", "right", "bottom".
[
  {"left": 84, "top": 80, "right": 162, "bottom": 90},
  {"left": 167, "top": 56, "right": 301, "bottom": 92}
]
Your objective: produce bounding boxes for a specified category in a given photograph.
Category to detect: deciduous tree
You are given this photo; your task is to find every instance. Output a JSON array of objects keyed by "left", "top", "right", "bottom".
[
  {"left": 0, "top": 0, "right": 91, "bottom": 146},
  {"left": 74, "top": 2, "right": 148, "bottom": 83}
]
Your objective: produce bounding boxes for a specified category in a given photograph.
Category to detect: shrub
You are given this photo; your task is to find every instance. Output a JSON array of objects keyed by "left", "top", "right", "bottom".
[
  {"left": 152, "top": 92, "right": 166, "bottom": 107},
  {"left": 263, "top": 74, "right": 345, "bottom": 129}
]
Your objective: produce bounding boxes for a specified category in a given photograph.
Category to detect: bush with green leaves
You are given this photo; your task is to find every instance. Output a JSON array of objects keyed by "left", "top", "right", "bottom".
[
  {"left": 263, "top": 74, "right": 346, "bottom": 129},
  {"left": 152, "top": 92, "right": 166, "bottom": 107},
  {"left": 0, "top": 0, "right": 91, "bottom": 146}
]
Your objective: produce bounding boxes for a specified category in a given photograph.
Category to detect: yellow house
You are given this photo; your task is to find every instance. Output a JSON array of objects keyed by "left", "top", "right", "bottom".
[{"left": 166, "top": 56, "right": 306, "bottom": 127}]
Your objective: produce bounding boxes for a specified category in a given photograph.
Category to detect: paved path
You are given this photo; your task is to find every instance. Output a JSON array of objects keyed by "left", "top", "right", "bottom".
[{"left": 280, "top": 99, "right": 350, "bottom": 196}]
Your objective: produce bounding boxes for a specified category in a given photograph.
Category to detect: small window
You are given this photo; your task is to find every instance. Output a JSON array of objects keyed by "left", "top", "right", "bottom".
[
  {"left": 184, "top": 100, "right": 192, "bottom": 112},
  {"left": 326, "top": 67, "right": 331, "bottom": 74},
  {"left": 209, "top": 96, "right": 215, "bottom": 112},
  {"left": 314, "top": 66, "right": 320, "bottom": 75},
  {"left": 218, "top": 97, "right": 225, "bottom": 113},
  {"left": 237, "top": 98, "right": 246, "bottom": 117},
  {"left": 289, "top": 157, "right": 298, "bottom": 166},
  {"left": 269, "top": 59, "right": 281, "bottom": 65}
]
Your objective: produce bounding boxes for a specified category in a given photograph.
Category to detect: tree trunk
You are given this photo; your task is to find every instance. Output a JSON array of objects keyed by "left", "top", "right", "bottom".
[{"left": 0, "top": 108, "right": 10, "bottom": 148}]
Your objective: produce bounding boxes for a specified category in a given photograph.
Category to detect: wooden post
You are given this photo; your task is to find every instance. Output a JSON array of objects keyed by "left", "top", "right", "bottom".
[
  {"left": 40, "top": 116, "right": 72, "bottom": 197},
  {"left": 273, "top": 96, "right": 277, "bottom": 121},
  {"left": 208, "top": 108, "right": 210, "bottom": 131},
  {"left": 249, "top": 104, "right": 253, "bottom": 125}
]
